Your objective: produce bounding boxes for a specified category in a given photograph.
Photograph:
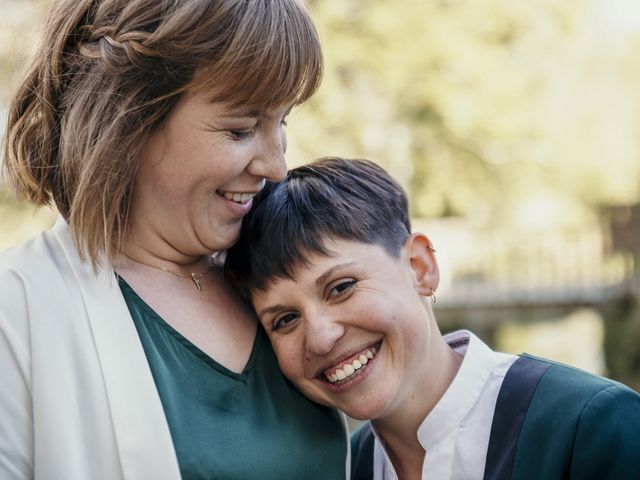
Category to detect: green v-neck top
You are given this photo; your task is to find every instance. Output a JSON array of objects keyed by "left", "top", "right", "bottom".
[{"left": 118, "top": 278, "right": 346, "bottom": 479}]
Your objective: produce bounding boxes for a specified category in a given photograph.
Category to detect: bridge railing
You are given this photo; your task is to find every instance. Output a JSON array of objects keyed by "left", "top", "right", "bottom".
[{"left": 413, "top": 219, "right": 637, "bottom": 310}]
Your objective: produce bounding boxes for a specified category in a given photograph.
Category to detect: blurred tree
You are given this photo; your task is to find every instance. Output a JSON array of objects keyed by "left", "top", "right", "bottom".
[
  {"left": 0, "top": 0, "right": 46, "bottom": 107},
  {"left": 288, "top": 0, "right": 640, "bottom": 228},
  {"left": 0, "top": 0, "right": 57, "bottom": 243}
]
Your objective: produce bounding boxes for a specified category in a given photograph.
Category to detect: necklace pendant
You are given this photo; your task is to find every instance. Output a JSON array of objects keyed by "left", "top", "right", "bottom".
[{"left": 191, "top": 273, "right": 203, "bottom": 292}]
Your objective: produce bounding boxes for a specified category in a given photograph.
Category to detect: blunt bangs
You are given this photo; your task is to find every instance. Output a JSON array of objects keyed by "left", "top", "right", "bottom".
[
  {"left": 193, "top": 0, "right": 323, "bottom": 109},
  {"left": 225, "top": 157, "right": 412, "bottom": 300}
]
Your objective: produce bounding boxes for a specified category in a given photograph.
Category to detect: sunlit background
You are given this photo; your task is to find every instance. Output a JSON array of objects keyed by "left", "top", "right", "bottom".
[{"left": 1, "top": 0, "right": 639, "bottom": 390}]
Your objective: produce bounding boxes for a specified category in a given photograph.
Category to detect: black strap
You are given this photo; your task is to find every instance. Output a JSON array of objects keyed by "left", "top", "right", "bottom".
[
  {"left": 351, "top": 422, "right": 375, "bottom": 480},
  {"left": 483, "top": 355, "right": 551, "bottom": 480}
]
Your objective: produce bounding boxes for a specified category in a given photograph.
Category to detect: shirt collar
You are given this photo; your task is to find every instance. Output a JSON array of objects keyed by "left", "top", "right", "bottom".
[{"left": 416, "top": 329, "right": 500, "bottom": 450}]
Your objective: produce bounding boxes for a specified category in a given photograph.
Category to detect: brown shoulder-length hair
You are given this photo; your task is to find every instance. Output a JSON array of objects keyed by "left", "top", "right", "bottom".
[{"left": 2, "top": 0, "right": 323, "bottom": 267}]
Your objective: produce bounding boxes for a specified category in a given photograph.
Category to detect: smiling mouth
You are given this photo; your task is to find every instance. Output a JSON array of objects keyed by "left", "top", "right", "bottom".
[
  {"left": 323, "top": 343, "right": 380, "bottom": 385},
  {"left": 217, "top": 190, "right": 256, "bottom": 205}
]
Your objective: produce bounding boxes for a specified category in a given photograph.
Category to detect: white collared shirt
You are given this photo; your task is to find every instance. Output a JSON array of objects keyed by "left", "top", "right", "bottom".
[{"left": 372, "top": 330, "right": 517, "bottom": 480}]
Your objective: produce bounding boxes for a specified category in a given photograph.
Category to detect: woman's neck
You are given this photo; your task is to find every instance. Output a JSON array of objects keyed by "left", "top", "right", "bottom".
[
  {"left": 372, "top": 333, "right": 463, "bottom": 479},
  {"left": 122, "top": 209, "right": 214, "bottom": 271}
]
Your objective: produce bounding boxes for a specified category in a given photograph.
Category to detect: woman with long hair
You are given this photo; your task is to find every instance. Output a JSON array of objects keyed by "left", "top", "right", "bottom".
[{"left": 0, "top": 1, "right": 347, "bottom": 478}]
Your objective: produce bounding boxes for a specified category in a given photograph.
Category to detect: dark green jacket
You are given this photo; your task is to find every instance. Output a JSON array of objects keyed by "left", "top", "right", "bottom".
[{"left": 352, "top": 355, "right": 640, "bottom": 479}]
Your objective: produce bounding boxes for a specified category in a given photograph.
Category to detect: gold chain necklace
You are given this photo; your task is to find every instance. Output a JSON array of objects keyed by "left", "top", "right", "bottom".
[{"left": 124, "top": 253, "right": 214, "bottom": 292}]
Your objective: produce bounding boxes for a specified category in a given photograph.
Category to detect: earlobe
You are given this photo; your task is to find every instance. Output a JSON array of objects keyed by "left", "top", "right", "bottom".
[{"left": 405, "top": 233, "right": 440, "bottom": 296}]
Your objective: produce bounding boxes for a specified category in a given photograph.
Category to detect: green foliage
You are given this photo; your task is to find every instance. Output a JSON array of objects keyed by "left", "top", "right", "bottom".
[
  {"left": 288, "top": 0, "right": 640, "bottom": 225},
  {"left": 0, "top": 0, "right": 46, "bottom": 106},
  {"left": 603, "top": 294, "right": 640, "bottom": 391}
]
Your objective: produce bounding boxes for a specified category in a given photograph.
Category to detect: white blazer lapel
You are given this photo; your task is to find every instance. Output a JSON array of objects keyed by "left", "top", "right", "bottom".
[{"left": 53, "top": 219, "right": 181, "bottom": 480}]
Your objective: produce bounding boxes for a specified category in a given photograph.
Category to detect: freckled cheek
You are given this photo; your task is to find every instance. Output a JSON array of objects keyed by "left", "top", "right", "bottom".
[
  {"left": 356, "top": 305, "right": 392, "bottom": 331},
  {"left": 400, "top": 318, "right": 429, "bottom": 356},
  {"left": 274, "top": 342, "right": 304, "bottom": 381},
  {"left": 214, "top": 154, "right": 252, "bottom": 178}
]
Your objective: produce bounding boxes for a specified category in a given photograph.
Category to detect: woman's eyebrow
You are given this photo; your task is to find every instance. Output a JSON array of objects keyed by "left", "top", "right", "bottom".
[
  {"left": 315, "top": 262, "right": 357, "bottom": 288},
  {"left": 217, "top": 108, "right": 261, "bottom": 119},
  {"left": 257, "top": 303, "right": 287, "bottom": 318}
]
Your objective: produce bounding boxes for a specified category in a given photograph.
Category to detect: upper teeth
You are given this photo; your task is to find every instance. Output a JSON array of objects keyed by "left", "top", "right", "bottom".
[
  {"left": 221, "top": 191, "right": 254, "bottom": 203},
  {"left": 325, "top": 346, "right": 377, "bottom": 384}
]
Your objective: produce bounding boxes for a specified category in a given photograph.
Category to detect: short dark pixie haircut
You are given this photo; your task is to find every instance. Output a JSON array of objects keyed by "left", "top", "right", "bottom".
[{"left": 225, "top": 157, "right": 411, "bottom": 299}]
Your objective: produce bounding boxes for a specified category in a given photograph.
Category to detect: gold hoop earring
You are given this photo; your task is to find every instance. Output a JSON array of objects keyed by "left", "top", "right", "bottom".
[{"left": 430, "top": 291, "right": 437, "bottom": 304}]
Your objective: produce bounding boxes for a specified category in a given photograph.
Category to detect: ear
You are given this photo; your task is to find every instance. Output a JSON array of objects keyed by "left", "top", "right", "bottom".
[{"left": 404, "top": 233, "right": 439, "bottom": 296}]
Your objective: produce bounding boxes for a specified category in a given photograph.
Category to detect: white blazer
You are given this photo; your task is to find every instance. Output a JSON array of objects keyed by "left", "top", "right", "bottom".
[{"left": 0, "top": 219, "right": 181, "bottom": 479}]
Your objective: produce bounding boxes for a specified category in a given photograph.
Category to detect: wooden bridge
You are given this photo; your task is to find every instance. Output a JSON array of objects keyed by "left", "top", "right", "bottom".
[{"left": 412, "top": 218, "right": 639, "bottom": 327}]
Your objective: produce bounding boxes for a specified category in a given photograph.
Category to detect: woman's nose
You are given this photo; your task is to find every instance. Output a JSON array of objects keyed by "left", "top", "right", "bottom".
[
  {"left": 304, "top": 312, "right": 345, "bottom": 356},
  {"left": 248, "top": 127, "right": 287, "bottom": 181}
]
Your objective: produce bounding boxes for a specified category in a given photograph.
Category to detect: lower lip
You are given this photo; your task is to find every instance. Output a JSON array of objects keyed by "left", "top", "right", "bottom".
[
  {"left": 217, "top": 192, "right": 253, "bottom": 217},
  {"left": 321, "top": 347, "right": 379, "bottom": 394}
]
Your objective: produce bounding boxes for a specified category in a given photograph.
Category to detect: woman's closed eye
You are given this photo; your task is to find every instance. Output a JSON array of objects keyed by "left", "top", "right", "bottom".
[
  {"left": 227, "top": 128, "right": 255, "bottom": 141},
  {"left": 280, "top": 105, "right": 292, "bottom": 127}
]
